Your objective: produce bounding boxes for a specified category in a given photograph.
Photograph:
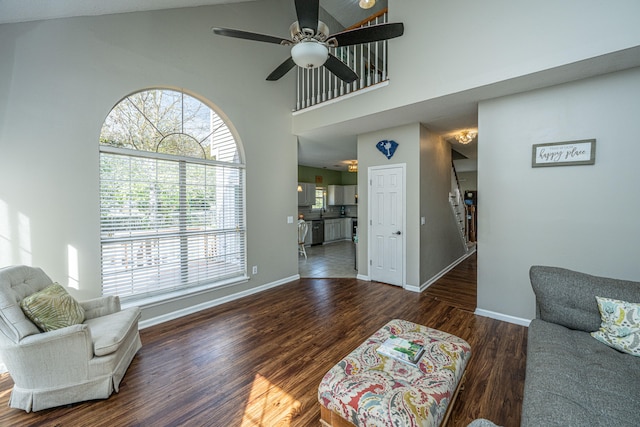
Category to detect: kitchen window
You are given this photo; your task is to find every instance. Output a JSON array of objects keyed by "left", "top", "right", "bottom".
[
  {"left": 99, "top": 89, "right": 246, "bottom": 300},
  {"left": 313, "top": 187, "right": 325, "bottom": 211}
]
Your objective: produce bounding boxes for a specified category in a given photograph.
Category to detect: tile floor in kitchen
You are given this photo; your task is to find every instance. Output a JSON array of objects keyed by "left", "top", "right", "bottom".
[{"left": 298, "top": 240, "right": 357, "bottom": 278}]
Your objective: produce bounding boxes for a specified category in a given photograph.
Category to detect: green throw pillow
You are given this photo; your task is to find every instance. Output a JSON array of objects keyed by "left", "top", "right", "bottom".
[
  {"left": 20, "top": 283, "right": 86, "bottom": 332},
  {"left": 591, "top": 296, "right": 640, "bottom": 357}
]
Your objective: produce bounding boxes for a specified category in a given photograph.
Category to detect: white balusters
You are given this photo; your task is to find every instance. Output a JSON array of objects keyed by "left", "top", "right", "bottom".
[{"left": 294, "top": 10, "right": 390, "bottom": 111}]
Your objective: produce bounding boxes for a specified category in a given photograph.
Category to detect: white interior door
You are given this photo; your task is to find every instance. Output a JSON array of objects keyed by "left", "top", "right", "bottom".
[{"left": 369, "top": 165, "right": 404, "bottom": 287}]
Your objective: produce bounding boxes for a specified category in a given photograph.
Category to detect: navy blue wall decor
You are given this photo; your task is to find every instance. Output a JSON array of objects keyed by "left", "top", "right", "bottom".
[{"left": 376, "top": 140, "right": 398, "bottom": 159}]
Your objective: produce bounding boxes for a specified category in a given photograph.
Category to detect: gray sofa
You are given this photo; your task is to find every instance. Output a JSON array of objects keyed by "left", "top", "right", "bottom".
[{"left": 522, "top": 266, "right": 640, "bottom": 427}]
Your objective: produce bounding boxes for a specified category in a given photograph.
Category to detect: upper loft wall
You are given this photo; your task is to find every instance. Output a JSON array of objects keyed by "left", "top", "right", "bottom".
[
  {"left": 292, "top": 0, "right": 640, "bottom": 135},
  {"left": 395, "top": 0, "right": 640, "bottom": 103}
]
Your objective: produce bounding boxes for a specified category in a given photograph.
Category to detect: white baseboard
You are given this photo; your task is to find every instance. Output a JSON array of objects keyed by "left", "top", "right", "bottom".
[
  {"left": 138, "top": 275, "right": 300, "bottom": 329},
  {"left": 356, "top": 273, "right": 370, "bottom": 281},
  {"left": 474, "top": 308, "right": 531, "bottom": 327}
]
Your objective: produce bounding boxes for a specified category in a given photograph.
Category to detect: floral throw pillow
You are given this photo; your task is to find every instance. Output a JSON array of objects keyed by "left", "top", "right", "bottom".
[
  {"left": 591, "top": 296, "right": 640, "bottom": 357},
  {"left": 20, "top": 283, "right": 85, "bottom": 332}
]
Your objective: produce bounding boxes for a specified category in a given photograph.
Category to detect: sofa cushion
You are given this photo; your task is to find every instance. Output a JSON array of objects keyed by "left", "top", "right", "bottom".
[
  {"left": 529, "top": 266, "right": 640, "bottom": 332},
  {"left": 522, "top": 319, "right": 640, "bottom": 427},
  {"left": 20, "top": 283, "right": 85, "bottom": 332},
  {"left": 591, "top": 296, "right": 640, "bottom": 356},
  {"left": 84, "top": 307, "right": 141, "bottom": 356}
]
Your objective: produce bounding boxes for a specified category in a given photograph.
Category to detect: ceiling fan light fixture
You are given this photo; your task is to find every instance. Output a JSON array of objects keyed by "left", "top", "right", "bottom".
[
  {"left": 291, "top": 42, "right": 328, "bottom": 69},
  {"left": 359, "top": 0, "right": 376, "bottom": 9},
  {"left": 212, "top": 0, "right": 404, "bottom": 82},
  {"left": 348, "top": 160, "right": 358, "bottom": 173}
]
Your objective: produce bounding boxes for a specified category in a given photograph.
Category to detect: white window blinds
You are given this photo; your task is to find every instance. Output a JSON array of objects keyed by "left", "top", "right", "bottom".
[{"left": 100, "top": 150, "right": 246, "bottom": 298}]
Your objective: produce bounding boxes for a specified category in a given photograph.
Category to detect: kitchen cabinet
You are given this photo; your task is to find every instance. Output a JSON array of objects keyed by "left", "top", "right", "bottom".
[
  {"left": 342, "top": 218, "right": 353, "bottom": 239},
  {"left": 343, "top": 185, "right": 357, "bottom": 205},
  {"left": 304, "top": 221, "right": 312, "bottom": 245},
  {"left": 327, "top": 185, "right": 343, "bottom": 206},
  {"left": 297, "top": 183, "right": 316, "bottom": 206},
  {"left": 324, "top": 219, "right": 343, "bottom": 242},
  {"left": 323, "top": 218, "right": 353, "bottom": 241},
  {"left": 328, "top": 185, "right": 357, "bottom": 206}
]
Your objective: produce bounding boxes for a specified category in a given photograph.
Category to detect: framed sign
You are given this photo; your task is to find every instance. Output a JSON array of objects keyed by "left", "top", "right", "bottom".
[{"left": 532, "top": 139, "right": 596, "bottom": 168}]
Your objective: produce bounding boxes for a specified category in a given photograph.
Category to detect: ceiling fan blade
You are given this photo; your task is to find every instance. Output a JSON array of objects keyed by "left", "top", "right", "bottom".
[
  {"left": 266, "top": 57, "right": 296, "bottom": 81},
  {"left": 212, "top": 27, "right": 292, "bottom": 45},
  {"left": 324, "top": 54, "right": 358, "bottom": 84},
  {"left": 328, "top": 22, "right": 404, "bottom": 47},
  {"left": 295, "top": 0, "right": 319, "bottom": 34}
]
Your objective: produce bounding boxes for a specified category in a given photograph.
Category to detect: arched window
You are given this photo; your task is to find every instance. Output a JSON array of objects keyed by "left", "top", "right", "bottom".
[{"left": 99, "top": 89, "right": 245, "bottom": 300}]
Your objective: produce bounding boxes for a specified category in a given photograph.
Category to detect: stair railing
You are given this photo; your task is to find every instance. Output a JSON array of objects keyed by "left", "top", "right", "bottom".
[
  {"left": 295, "top": 9, "right": 390, "bottom": 111},
  {"left": 449, "top": 162, "right": 470, "bottom": 250}
]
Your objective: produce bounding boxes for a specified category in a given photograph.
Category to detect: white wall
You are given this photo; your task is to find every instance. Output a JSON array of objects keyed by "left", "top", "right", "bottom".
[
  {"left": 477, "top": 67, "right": 640, "bottom": 321},
  {"left": 419, "top": 126, "right": 466, "bottom": 285},
  {"left": 0, "top": 1, "right": 299, "bottom": 321},
  {"left": 356, "top": 123, "right": 420, "bottom": 286}
]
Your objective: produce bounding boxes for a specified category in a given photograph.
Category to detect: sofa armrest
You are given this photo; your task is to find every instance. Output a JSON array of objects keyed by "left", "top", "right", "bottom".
[
  {"left": 2, "top": 325, "right": 94, "bottom": 389},
  {"left": 530, "top": 266, "right": 640, "bottom": 332},
  {"left": 80, "top": 295, "right": 121, "bottom": 319}
]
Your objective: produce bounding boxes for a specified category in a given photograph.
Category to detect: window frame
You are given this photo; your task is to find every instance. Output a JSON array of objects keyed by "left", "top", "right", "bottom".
[
  {"left": 312, "top": 186, "right": 326, "bottom": 211},
  {"left": 99, "top": 89, "right": 246, "bottom": 303}
]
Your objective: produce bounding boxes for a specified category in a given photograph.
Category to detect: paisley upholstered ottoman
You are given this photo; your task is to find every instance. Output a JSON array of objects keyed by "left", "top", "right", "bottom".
[{"left": 318, "top": 319, "right": 472, "bottom": 427}]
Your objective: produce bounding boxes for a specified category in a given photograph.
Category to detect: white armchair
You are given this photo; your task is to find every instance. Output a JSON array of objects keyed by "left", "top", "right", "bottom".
[{"left": 0, "top": 265, "right": 142, "bottom": 412}]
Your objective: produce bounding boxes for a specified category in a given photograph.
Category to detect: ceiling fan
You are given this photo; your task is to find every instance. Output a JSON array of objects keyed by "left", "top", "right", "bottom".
[{"left": 212, "top": 0, "right": 404, "bottom": 83}]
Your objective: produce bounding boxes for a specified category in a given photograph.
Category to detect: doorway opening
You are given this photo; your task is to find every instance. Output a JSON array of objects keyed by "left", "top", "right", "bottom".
[{"left": 298, "top": 240, "right": 356, "bottom": 278}]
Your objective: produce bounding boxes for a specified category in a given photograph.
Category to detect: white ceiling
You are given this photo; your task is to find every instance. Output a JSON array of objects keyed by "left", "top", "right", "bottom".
[
  {"left": 0, "top": 0, "right": 380, "bottom": 26},
  {"left": 0, "top": 0, "right": 252, "bottom": 24},
  {"left": 320, "top": 0, "right": 388, "bottom": 29}
]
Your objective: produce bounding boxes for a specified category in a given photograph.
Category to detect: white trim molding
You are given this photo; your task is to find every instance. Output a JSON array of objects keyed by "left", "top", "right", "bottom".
[
  {"left": 403, "top": 284, "right": 421, "bottom": 293},
  {"left": 474, "top": 308, "right": 531, "bottom": 327}
]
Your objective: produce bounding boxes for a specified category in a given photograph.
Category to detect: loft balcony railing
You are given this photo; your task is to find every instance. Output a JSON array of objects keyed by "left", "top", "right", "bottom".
[{"left": 295, "top": 9, "right": 391, "bottom": 112}]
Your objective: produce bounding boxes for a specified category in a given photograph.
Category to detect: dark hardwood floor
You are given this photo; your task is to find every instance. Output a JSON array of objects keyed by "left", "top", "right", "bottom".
[{"left": 0, "top": 252, "right": 528, "bottom": 427}]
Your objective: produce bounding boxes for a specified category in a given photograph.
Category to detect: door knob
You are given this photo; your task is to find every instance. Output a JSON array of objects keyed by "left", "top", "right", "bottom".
[{"left": 393, "top": 231, "right": 401, "bottom": 235}]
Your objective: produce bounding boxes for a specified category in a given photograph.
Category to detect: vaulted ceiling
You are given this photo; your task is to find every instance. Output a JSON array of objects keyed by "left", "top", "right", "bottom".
[
  {"left": 0, "top": 0, "right": 243, "bottom": 24},
  {"left": 0, "top": 0, "right": 383, "bottom": 27}
]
